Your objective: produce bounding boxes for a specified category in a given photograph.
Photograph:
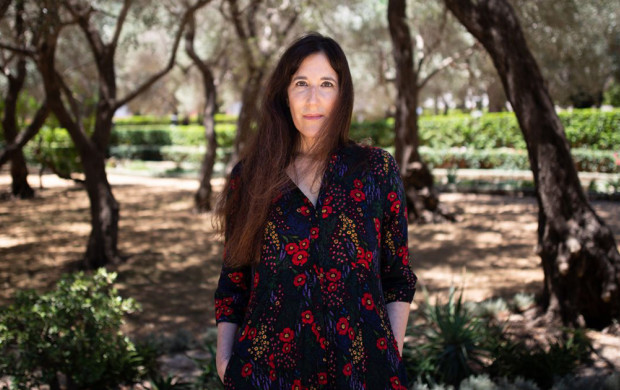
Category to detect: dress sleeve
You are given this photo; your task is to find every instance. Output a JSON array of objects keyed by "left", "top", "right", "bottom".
[
  {"left": 214, "top": 163, "right": 252, "bottom": 325},
  {"left": 378, "top": 149, "right": 417, "bottom": 304}
]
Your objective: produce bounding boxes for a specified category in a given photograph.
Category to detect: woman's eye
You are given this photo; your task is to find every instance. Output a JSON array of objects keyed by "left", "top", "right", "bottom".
[
  {"left": 321, "top": 81, "right": 334, "bottom": 88},
  {"left": 295, "top": 81, "right": 308, "bottom": 87}
]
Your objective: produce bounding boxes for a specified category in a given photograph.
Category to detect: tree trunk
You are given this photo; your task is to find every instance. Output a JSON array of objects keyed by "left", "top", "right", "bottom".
[
  {"left": 185, "top": 14, "right": 218, "bottom": 212},
  {"left": 228, "top": 67, "right": 263, "bottom": 171},
  {"left": 81, "top": 147, "right": 121, "bottom": 268},
  {"left": 444, "top": 0, "right": 620, "bottom": 328},
  {"left": 388, "top": 0, "right": 451, "bottom": 223},
  {"left": 37, "top": 28, "right": 122, "bottom": 269},
  {"left": 2, "top": 59, "right": 34, "bottom": 198},
  {"left": 1, "top": 1, "right": 33, "bottom": 199}
]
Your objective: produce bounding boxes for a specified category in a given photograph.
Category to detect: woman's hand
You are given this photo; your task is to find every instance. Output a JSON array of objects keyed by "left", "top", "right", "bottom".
[
  {"left": 216, "top": 354, "right": 230, "bottom": 383},
  {"left": 216, "top": 322, "right": 239, "bottom": 383}
]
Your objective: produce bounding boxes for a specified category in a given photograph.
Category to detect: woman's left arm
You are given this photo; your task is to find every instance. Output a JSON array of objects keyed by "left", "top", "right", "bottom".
[
  {"left": 386, "top": 301, "right": 410, "bottom": 355},
  {"left": 377, "top": 149, "right": 418, "bottom": 354}
]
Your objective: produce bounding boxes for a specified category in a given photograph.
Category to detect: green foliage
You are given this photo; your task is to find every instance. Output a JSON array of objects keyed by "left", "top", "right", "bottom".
[
  {"left": 193, "top": 342, "right": 224, "bottom": 390},
  {"left": 0, "top": 269, "right": 144, "bottom": 389},
  {"left": 604, "top": 82, "right": 620, "bottom": 107},
  {"left": 404, "top": 288, "right": 490, "bottom": 388},
  {"left": 23, "top": 126, "right": 83, "bottom": 177},
  {"left": 149, "top": 374, "right": 193, "bottom": 390},
  {"left": 488, "top": 328, "right": 592, "bottom": 390}
]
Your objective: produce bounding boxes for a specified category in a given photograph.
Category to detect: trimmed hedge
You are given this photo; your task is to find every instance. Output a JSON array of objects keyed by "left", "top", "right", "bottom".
[
  {"left": 420, "top": 147, "right": 619, "bottom": 173},
  {"left": 22, "top": 109, "right": 620, "bottom": 173}
]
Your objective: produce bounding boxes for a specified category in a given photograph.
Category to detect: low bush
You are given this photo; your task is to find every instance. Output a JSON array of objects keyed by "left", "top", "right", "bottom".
[
  {"left": 0, "top": 269, "right": 144, "bottom": 389},
  {"left": 487, "top": 328, "right": 592, "bottom": 390}
]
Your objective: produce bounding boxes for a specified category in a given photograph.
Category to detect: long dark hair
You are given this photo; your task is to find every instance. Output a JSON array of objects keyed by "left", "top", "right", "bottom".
[{"left": 215, "top": 32, "right": 354, "bottom": 268}]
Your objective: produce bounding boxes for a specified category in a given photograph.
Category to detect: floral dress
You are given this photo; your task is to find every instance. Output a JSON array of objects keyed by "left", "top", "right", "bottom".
[{"left": 214, "top": 142, "right": 417, "bottom": 390}]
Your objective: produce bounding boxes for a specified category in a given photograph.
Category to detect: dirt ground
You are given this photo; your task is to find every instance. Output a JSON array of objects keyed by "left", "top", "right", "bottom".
[{"left": 1, "top": 172, "right": 619, "bottom": 374}]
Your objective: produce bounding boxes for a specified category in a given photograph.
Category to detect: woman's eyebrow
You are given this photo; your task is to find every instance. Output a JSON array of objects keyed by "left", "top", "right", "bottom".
[{"left": 292, "top": 75, "right": 337, "bottom": 82}]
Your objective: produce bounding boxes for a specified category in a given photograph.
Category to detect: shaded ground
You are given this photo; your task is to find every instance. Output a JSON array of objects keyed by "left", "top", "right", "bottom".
[{"left": 1, "top": 172, "right": 619, "bottom": 376}]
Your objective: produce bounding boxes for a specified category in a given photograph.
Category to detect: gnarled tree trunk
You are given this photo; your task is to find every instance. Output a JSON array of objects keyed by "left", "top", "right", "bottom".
[
  {"left": 444, "top": 0, "right": 620, "bottom": 328},
  {"left": 388, "top": 0, "right": 451, "bottom": 223},
  {"left": 185, "top": 14, "right": 218, "bottom": 212}
]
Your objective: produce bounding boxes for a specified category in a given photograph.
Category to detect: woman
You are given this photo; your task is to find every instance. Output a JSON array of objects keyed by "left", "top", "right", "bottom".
[{"left": 214, "top": 32, "right": 417, "bottom": 390}]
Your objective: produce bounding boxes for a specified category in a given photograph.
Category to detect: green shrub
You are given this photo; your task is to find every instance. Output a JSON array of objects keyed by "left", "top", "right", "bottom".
[
  {"left": 404, "top": 288, "right": 490, "bottom": 388},
  {"left": 23, "top": 127, "right": 83, "bottom": 178},
  {"left": 488, "top": 328, "right": 592, "bottom": 390},
  {"left": 0, "top": 269, "right": 143, "bottom": 389}
]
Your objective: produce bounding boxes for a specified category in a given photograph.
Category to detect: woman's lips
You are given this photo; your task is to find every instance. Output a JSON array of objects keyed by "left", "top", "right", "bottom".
[{"left": 303, "top": 114, "right": 323, "bottom": 120}]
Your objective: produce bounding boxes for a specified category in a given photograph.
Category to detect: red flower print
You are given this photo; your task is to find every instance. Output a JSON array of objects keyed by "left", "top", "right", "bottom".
[
  {"left": 215, "top": 307, "right": 222, "bottom": 319},
  {"left": 298, "top": 206, "right": 311, "bottom": 216},
  {"left": 319, "top": 337, "right": 327, "bottom": 349},
  {"left": 282, "top": 342, "right": 292, "bottom": 353},
  {"left": 270, "top": 370, "right": 276, "bottom": 381},
  {"left": 310, "top": 227, "right": 319, "bottom": 239},
  {"left": 301, "top": 310, "right": 314, "bottom": 324},
  {"left": 362, "top": 293, "right": 375, "bottom": 310},
  {"left": 241, "top": 362, "right": 252, "bottom": 378},
  {"left": 272, "top": 191, "right": 283, "bottom": 204},
  {"left": 292, "top": 251, "right": 308, "bottom": 266},
  {"left": 357, "top": 258, "right": 370, "bottom": 270},
  {"left": 229, "top": 272, "right": 244, "bottom": 284},
  {"left": 239, "top": 325, "right": 249, "bottom": 341},
  {"left": 337, "top": 317, "right": 349, "bottom": 335},
  {"left": 253, "top": 272, "right": 260, "bottom": 288},
  {"left": 377, "top": 337, "right": 388, "bottom": 350},
  {"left": 327, "top": 282, "right": 338, "bottom": 293},
  {"left": 318, "top": 372, "right": 328, "bottom": 385},
  {"left": 222, "top": 306, "right": 233, "bottom": 316},
  {"left": 223, "top": 297, "right": 233, "bottom": 305},
  {"left": 268, "top": 353, "right": 275, "bottom": 368},
  {"left": 215, "top": 298, "right": 222, "bottom": 308},
  {"left": 311, "top": 323, "right": 320, "bottom": 339},
  {"left": 279, "top": 328, "right": 294, "bottom": 343},
  {"left": 348, "top": 327, "right": 355, "bottom": 340},
  {"left": 387, "top": 192, "right": 397, "bottom": 202},
  {"left": 299, "top": 238, "right": 309, "bottom": 250},
  {"left": 294, "top": 273, "right": 307, "bottom": 287},
  {"left": 390, "top": 200, "right": 401, "bottom": 214},
  {"left": 343, "top": 363, "right": 352, "bottom": 376},
  {"left": 356, "top": 247, "right": 365, "bottom": 258},
  {"left": 292, "top": 379, "right": 303, "bottom": 390},
  {"left": 326, "top": 268, "right": 341, "bottom": 282},
  {"left": 248, "top": 327, "right": 257, "bottom": 340},
  {"left": 324, "top": 195, "right": 333, "bottom": 205},
  {"left": 390, "top": 376, "right": 403, "bottom": 389},
  {"left": 321, "top": 205, "right": 333, "bottom": 219},
  {"left": 374, "top": 217, "right": 381, "bottom": 232},
  {"left": 354, "top": 179, "right": 363, "bottom": 188},
  {"left": 285, "top": 242, "right": 299, "bottom": 254},
  {"left": 350, "top": 188, "right": 366, "bottom": 202}
]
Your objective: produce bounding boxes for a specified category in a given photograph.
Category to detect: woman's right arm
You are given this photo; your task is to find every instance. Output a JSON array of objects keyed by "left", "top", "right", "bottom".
[{"left": 216, "top": 322, "right": 239, "bottom": 382}]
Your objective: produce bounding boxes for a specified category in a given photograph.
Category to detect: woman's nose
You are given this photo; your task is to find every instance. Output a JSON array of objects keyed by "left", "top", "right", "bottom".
[{"left": 307, "top": 86, "right": 319, "bottom": 103}]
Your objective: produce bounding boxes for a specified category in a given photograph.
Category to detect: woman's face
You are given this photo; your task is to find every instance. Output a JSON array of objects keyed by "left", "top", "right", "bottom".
[{"left": 287, "top": 52, "right": 339, "bottom": 152}]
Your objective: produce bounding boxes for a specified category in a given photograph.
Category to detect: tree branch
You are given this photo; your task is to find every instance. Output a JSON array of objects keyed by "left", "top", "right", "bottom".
[
  {"left": 55, "top": 69, "right": 81, "bottom": 125},
  {"left": 418, "top": 43, "right": 478, "bottom": 89},
  {"left": 115, "top": 0, "right": 210, "bottom": 110},
  {"left": 111, "top": 0, "right": 132, "bottom": 48},
  {"left": 0, "top": 41, "right": 34, "bottom": 56},
  {"left": 0, "top": 100, "right": 50, "bottom": 168}
]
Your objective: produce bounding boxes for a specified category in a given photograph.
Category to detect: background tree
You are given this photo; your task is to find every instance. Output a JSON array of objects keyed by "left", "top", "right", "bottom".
[
  {"left": 510, "top": 0, "right": 619, "bottom": 108},
  {"left": 0, "top": 0, "right": 49, "bottom": 198},
  {"left": 444, "top": 0, "right": 620, "bottom": 328},
  {"left": 184, "top": 2, "right": 219, "bottom": 212},
  {"left": 17, "top": 0, "right": 207, "bottom": 269},
  {"left": 221, "top": 0, "right": 300, "bottom": 169},
  {"left": 388, "top": 0, "right": 474, "bottom": 222}
]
